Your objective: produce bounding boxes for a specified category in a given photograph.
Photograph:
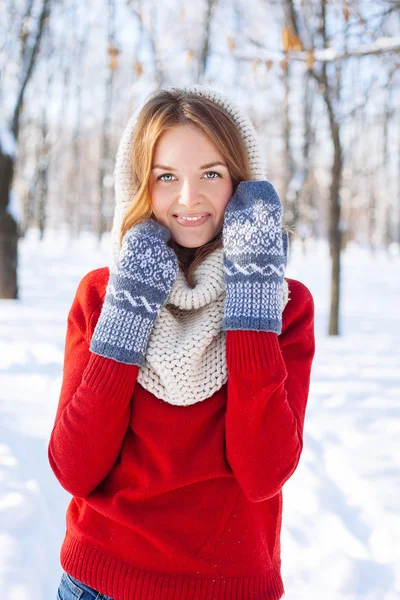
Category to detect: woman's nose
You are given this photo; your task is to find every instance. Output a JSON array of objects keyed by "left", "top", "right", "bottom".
[{"left": 178, "top": 181, "right": 202, "bottom": 208}]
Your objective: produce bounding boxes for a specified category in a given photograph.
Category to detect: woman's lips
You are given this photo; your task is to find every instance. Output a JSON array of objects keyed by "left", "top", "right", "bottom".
[{"left": 173, "top": 215, "right": 210, "bottom": 227}]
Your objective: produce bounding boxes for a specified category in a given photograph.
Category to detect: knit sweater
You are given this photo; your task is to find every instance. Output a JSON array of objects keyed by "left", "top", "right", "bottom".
[{"left": 48, "top": 267, "right": 315, "bottom": 600}]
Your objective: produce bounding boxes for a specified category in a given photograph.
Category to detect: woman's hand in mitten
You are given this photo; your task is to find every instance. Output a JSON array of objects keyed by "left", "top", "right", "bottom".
[
  {"left": 90, "top": 219, "right": 179, "bottom": 366},
  {"left": 222, "top": 180, "right": 288, "bottom": 334}
]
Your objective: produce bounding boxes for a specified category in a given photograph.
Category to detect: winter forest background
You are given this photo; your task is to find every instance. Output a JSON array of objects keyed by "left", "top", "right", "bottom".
[{"left": 1, "top": 1, "right": 400, "bottom": 599}]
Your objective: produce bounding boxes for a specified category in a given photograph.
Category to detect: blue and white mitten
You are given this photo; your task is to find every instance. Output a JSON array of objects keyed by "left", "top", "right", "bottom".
[
  {"left": 222, "top": 181, "right": 288, "bottom": 334},
  {"left": 90, "top": 219, "right": 179, "bottom": 366}
]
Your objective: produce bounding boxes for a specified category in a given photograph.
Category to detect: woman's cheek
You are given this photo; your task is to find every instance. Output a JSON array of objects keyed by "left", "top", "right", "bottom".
[
  {"left": 150, "top": 189, "right": 166, "bottom": 218},
  {"left": 215, "top": 192, "right": 232, "bottom": 215}
]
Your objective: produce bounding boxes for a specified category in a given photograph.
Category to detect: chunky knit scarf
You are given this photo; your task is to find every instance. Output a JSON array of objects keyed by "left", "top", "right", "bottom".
[{"left": 137, "top": 246, "right": 290, "bottom": 406}]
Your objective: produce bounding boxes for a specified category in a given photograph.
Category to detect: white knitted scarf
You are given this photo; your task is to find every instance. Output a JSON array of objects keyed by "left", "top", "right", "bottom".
[{"left": 137, "top": 246, "right": 290, "bottom": 406}]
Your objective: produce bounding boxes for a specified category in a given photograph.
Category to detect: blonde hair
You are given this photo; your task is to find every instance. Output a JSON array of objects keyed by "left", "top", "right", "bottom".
[{"left": 119, "top": 88, "right": 253, "bottom": 287}]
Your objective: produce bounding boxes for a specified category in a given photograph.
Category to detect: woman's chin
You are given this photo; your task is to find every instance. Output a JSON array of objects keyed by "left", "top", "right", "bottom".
[
  {"left": 174, "top": 230, "right": 223, "bottom": 247},
  {"left": 172, "top": 236, "right": 207, "bottom": 249}
]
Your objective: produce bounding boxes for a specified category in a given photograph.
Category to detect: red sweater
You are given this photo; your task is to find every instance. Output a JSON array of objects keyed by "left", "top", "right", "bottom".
[{"left": 48, "top": 267, "right": 315, "bottom": 600}]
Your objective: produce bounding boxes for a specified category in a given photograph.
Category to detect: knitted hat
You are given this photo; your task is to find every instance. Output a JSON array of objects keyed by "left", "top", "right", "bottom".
[{"left": 109, "top": 84, "right": 268, "bottom": 271}]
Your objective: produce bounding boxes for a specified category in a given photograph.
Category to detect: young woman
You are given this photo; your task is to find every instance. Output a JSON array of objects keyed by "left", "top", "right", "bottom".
[{"left": 49, "top": 84, "right": 315, "bottom": 600}]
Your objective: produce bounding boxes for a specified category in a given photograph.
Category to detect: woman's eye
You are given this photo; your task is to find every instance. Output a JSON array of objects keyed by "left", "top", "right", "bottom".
[
  {"left": 204, "top": 171, "right": 221, "bottom": 179},
  {"left": 157, "top": 171, "right": 221, "bottom": 182},
  {"left": 157, "top": 173, "right": 175, "bottom": 182}
]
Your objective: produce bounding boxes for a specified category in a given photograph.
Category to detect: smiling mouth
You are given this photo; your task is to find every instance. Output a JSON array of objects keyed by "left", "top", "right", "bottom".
[
  {"left": 173, "top": 212, "right": 210, "bottom": 218},
  {"left": 173, "top": 214, "right": 211, "bottom": 226}
]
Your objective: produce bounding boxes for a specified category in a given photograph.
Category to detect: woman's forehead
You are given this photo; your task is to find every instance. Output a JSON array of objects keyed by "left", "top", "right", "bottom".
[{"left": 153, "top": 124, "right": 225, "bottom": 165}]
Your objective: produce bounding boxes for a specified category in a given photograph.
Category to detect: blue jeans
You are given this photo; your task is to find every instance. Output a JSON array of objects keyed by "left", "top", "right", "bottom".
[{"left": 57, "top": 571, "right": 114, "bottom": 600}]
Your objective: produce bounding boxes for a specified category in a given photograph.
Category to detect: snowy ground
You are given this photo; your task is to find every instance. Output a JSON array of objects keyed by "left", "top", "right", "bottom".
[{"left": 0, "top": 228, "right": 399, "bottom": 600}]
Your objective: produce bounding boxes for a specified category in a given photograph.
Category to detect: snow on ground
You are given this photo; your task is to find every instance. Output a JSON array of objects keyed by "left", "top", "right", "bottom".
[{"left": 0, "top": 228, "right": 399, "bottom": 600}]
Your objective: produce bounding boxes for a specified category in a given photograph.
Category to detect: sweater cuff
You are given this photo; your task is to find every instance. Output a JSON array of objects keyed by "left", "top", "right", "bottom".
[
  {"left": 81, "top": 352, "right": 139, "bottom": 399},
  {"left": 226, "top": 330, "right": 286, "bottom": 375}
]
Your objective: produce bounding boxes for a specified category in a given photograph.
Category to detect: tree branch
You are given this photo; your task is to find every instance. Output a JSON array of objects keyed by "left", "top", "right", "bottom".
[{"left": 12, "top": 0, "right": 51, "bottom": 140}]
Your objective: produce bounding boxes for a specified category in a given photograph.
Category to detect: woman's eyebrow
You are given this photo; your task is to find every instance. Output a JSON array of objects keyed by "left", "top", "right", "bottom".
[
  {"left": 152, "top": 161, "right": 227, "bottom": 170},
  {"left": 200, "top": 161, "right": 227, "bottom": 169}
]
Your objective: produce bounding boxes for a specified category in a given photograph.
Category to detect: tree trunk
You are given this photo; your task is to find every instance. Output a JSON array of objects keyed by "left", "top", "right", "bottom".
[
  {"left": 38, "top": 96, "right": 50, "bottom": 241},
  {"left": 281, "top": 57, "right": 297, "bottom": 252},
  {"left": 321, "top": 0, "right": 343, "bottom": 336},
  {"left": 97, "top": 0, "right": 117, "bottom": 242},
  {"left": 328, "top": 140, "right": 342, "bottom": 336},
  {"left": 300, "top": 70, "right": 316, "bottom": 251},
  {"left": 0, "top": 151, "right": 18, "bottom": 298},
  {"left": 0, "top": 0, "right": 51, "bottom": 298},
  {"left": 71, "top": 34, "right": 86, "bottom": 238},
  {"left": 198, "top": 0, "right": 217, "bottom": 82},
  {"left": 368, "top": 176, "right": 376, "bottom": 255}
]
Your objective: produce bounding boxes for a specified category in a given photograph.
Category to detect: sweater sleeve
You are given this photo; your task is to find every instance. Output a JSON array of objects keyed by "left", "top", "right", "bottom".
[
  {"left": 47, "top": 270, "right": 139, "bottom": 498},
  {"left": 224, "top": 279, "right": 315, "bottom": 503}
]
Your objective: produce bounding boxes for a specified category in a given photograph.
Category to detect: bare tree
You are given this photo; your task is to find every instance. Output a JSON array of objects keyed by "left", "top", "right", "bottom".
[
  {"left": 0, "top": 0, "right": 51, "bottom": 299},
  {"left": 382, "top": 67, "right": 397, "bottom": 252},
  {"left": 198, "top": 0, "right": 217, "bottom": 82},
  {"left": 127, "top": 0, "right": 165, "bottom": 88},
  {"left": 283, "top": 0, "right": 399, "bottom": 335},
  {"left": 281, "top": 54, "right": 296, "bottom": 238},
  {"left": 37, "top": 28, "right": 56, "bottom": 240},
  {"left": 97, "top": 0, "right": 119, "bottom": 241}
]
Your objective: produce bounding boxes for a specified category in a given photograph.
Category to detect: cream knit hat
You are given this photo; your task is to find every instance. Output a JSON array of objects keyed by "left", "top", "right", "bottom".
[{"left": 109, "top": 84, "right": 268, "bottom": 271}]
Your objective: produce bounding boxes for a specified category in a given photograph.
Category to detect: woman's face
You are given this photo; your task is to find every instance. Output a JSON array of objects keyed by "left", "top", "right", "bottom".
[{"left": 149, "top": 123, "right": 234, "bottom": 248}]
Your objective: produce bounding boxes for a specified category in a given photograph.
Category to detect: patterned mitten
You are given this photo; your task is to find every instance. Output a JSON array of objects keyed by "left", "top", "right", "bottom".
[
  {"left": 90, "top": 219, "right": 179, "bottom": 366},
  {"left": 222, "top": 180, "right": 288, "bottom": 334}
]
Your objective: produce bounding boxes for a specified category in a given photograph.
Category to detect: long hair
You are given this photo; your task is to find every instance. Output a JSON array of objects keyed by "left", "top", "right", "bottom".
[{"left": 119, "top": 88, "right": 253, "bottom": 287}]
